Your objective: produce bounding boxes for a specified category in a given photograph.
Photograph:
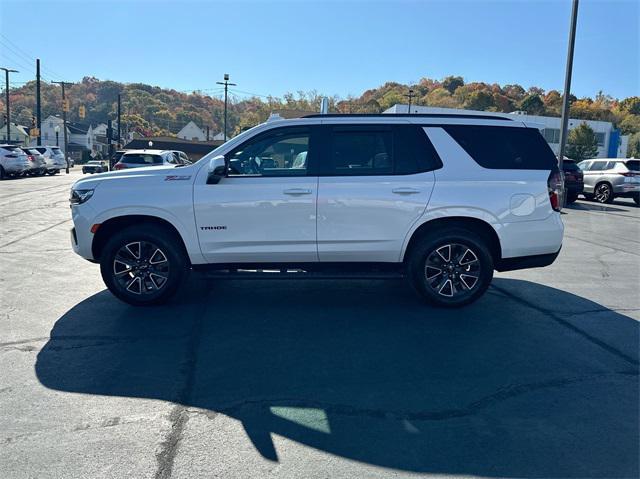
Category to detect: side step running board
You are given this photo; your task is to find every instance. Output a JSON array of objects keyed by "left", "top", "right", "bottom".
[{"left": 196, "top": 269, "right": 405, "bottom": 281}]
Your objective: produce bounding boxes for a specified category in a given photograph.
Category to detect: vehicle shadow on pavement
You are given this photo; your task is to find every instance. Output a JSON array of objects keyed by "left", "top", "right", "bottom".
[
  {"left": 35, "top": 278, "right": 639, "bottom": 477},
  {"left": 566, "top": 202, "right": 630, "bottom": 213}
]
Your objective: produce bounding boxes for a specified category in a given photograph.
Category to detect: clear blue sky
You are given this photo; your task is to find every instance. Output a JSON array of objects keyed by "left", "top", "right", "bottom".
[{"left": 1, "top": 0, "right": 638, "bottom": 100}]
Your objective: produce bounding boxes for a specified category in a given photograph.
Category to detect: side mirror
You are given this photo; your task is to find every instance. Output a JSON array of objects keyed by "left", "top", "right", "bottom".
[{"left": 206, "top": 155, "right": 226, "bottom": 184}]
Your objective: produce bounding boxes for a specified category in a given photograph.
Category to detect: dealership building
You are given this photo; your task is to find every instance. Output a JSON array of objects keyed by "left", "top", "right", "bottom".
[{"left": 385, "top": 104, "right": 629, "bottom": 158}]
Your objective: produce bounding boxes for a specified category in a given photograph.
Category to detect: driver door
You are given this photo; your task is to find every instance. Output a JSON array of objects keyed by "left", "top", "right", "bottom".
[{"left": 193, "top": 126, "right": 319, "bottom": 263}]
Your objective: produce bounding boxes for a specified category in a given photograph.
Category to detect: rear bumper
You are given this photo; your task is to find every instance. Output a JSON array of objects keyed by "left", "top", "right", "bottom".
[
  {"left": 496, "top": 248, "right": 561, "bottom": 272},
  {"left": 614, "top": 184, "right": 640, "bottom": 195}
]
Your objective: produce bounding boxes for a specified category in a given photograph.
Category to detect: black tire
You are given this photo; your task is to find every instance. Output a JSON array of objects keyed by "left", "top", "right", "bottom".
[
  {"left": 407, "top": 227, "right": 494, "bottom": 308},
  {"left": 633, "top": 194, "right": 639, "bottom": 206},
  {"left": 566, "top": 192, "right": 578, "bottom": 204},
  {"left": 594, "top": 182, "right": 613, "bottom": 204},
  {"left": 99, "top": 224, "right": 189, "bottom": 306},
  {"left": 0, "top": 166, "right": 5, "bottom": 180}
]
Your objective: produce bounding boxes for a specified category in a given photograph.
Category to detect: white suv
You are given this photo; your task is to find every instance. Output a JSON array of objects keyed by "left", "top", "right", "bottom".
[{"left": 69, "top": 114, "right": 564, "bottom": 307}]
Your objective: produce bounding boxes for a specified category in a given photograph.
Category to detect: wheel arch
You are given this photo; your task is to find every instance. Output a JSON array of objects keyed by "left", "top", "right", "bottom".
[
  {"left": 92, "top": 214, "right": 191, "bottom": 264},
  {"left": 402, "top": 216, "right": 502, "bottom": 264}
]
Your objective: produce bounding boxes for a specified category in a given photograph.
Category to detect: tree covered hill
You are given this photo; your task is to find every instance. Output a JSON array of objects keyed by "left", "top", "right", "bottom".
[{"left": 2, "top": 75, "right": 639, "bottom": 147}]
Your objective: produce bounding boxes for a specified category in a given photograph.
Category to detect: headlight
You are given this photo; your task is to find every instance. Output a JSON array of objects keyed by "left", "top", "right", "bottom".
[{"left": 70, "top": 188, "right": 94, "bottom": 205}]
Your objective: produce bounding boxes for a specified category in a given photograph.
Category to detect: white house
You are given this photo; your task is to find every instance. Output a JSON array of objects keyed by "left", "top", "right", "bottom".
[
  {"left": 385, "top": 105, "right": 630, "bottom": 158},
  {"left": 0, "top": 123, "right": 30, "bottom": 145},
  {"left": 39, "top": 115, "right": 66, "bottom": 148},
  {"left": 177, "top": 121, "right": 206, "bottom": 141}
]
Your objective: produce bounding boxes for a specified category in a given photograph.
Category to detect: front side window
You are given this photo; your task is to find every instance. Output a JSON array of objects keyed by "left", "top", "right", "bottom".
[{"left": 227, "top": 128, "right": 310, "bottom": 177}]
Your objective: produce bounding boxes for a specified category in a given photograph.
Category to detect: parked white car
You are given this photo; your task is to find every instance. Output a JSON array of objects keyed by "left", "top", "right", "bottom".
[
  {"left": 70, "top": 114, "right": 564, "bottom": 307},
  {"left": 0, "top": 144, "right": 30, "bottom": 179},
  {"left": 34, "top": 145, "right": 66, "bottom": 174}
]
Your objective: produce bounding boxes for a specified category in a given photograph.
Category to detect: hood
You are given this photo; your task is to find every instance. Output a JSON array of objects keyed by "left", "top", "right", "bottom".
[{"left": 71, "top": 163, "right": 197, "bottom": 190}]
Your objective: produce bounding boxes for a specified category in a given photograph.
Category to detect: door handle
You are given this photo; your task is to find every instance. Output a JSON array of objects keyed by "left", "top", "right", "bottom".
[
  {"left": 392, "top": 187, "right": 421, "bottom": 194},
  {"left": 283, "top": 188, "right": 312, "bottom": 195}
]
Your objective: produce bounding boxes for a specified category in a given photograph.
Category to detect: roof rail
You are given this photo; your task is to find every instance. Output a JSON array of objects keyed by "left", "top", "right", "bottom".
[{"left": 302, "top": 113, "right": 513, "bottom": 121}]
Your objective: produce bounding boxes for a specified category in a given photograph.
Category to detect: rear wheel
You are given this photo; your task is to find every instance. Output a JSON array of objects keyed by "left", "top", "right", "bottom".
[
  {"left": 633, "top": 194, "right": 639, "bottom": 206},
  {"left": 0, "top": 166, "right": 5, "bottom": 180},
  {"left": 100, "top": 225, "right": 189, "bottom": 306},
  {"left": 407, "top": 227, "right": 494, "bottom": 308},
  {"left": 566, "top": 192, "right": 578, "bottom": 204},
  {"left": 594, "top": 182, "right": 613, "bottom": 203}
]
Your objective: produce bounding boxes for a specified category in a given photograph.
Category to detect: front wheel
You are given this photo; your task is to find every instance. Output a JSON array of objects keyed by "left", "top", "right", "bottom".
[
  {"left": 100, "top": 225, "right": 189, "bottom": 306},
  {"left": 407, "top": 227, "right": 494, "bottom": 308}
]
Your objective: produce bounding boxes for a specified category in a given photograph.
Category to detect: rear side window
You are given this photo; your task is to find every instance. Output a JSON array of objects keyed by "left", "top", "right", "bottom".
[
  {"left": 330, "top": 128, "right": 393, "bottom": 175},
  {"left": 444, "top": 125, "right": 557, "bottom": 170},
  {"left": 2, "top": 145, "right": 19, "bottom": 152},
  {"left": 589, "top": 161, "right": 608, "bottom": 171},
  {"left": 325, "top": 125, "right": 441, "bottom": 176},
  {"left": 122, "top": 153, "right": 163, "bottom": 165}
]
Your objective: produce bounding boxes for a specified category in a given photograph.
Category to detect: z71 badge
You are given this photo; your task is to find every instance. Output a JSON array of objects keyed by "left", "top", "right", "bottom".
[{"left": 164, "top": 175, "right": 191, "bottom": 181}]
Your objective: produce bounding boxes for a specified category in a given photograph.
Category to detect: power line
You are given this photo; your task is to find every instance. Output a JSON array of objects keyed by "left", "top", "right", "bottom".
[{"left": 0, "top": 34, "right": 63, "bottom": 81}]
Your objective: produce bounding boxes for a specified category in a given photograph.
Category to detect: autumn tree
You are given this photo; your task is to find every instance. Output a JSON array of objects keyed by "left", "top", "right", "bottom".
[
  {"left": 566, "top": 122, "right": 599, "bottom": 161},
  {"left": 519, "top": 94, "right": 545, "bottom": 115},
  {"left": 442, "top": 76, "right": 464, "bottom": 94}
]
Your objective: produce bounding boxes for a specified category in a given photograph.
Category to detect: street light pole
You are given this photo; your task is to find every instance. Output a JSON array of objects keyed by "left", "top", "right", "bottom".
[
  {"left": 405, "top": 89, "right": 415, "bottom": 114},
  {"left": 1, "top": 67, "right": 18, "bottom": 143},
  {"left": 52, "top": 81, "right": 73, "bottom": 173},
  {"left": 558, "top": 0, "right": 580, "bottom": 169},
  {"left": 55, "top": 126, "right": 59, "bottom": 146},
  {"left": 216, "top": 74, "right": 236, "bottom": 141}
]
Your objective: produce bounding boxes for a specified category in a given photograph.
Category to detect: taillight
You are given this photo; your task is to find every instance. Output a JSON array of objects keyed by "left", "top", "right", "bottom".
[
  {"left": 114, "top": 163, "right": 126, "bottom": 170},
  {"left": 619, "top": 172, "right": 636, "bottom": 177},
  {"left": 548, "top": 170, "right": 564, "bottom": 212}
]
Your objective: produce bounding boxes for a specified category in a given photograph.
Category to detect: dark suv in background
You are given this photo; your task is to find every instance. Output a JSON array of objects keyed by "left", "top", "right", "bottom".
[{"left": 562, "top": 159, "right": 584, "bottom": 204}]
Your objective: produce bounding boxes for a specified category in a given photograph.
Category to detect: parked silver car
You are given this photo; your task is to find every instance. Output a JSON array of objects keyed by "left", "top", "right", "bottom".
[
  {"left": 0, "top": 144, "right": 30, "bottom": 179},
  {"left": 578, "top": 158, "right": 640, "bottom": 205},
  {"left": 21, "top": 147, "right": 47, "bottom": 176},
  {"left": 33, "top": 145, "right": 66, "bottom": 175}
]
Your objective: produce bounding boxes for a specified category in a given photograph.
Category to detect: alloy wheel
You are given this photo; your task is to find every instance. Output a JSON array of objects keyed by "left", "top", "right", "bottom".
[
  {"left": 424, "top": 243, "right": 481, "bottom": 298},
  {"left": 113, "top": 241, "right": 170, "bottom": 295},
  {"left": 594, "top": 184, "right": 611, "bottom": 203}
]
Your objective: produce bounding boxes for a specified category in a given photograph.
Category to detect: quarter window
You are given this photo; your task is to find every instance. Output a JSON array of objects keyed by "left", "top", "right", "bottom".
[
  {"left": 227, "top": 128, "right": 310, "bottom": 177},
  {"left": 445, "top": 125, "right": 557, "bottom": 170}
]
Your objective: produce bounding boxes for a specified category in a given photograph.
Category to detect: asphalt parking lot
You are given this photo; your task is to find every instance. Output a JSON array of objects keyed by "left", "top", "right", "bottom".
[{"left": 1, "top": 170, "right": 638, "bottom": 479}]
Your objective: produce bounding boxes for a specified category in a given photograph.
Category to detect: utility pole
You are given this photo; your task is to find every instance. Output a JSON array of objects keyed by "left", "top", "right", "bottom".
[
  {"left": 52, "top": 81, "right": 73, "bottom": 173},
  {"left": 405, "top": 89, "right": 415, "bottom": 114},
  {"left": 558, "top": 0, "right": 579, "bottom": 169},
  {"left": 117, "top": 93, "right": 121, "bottom": 148},
  {"left": 36, "top": 59, "right": 42, "bottom": 144},
  {"left": 206, "top": 125, "right": 210, "bottom": 141},
  {"left": 1, "top": 67, "right": 18, "bottom": 143},
  {"left": 216, "top": 73, "right": 236, "bottom": 141}
]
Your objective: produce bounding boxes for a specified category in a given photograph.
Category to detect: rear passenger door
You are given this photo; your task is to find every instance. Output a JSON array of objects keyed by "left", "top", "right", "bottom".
[{"left": 317, "top": 124, "right": 440, "bottom": 262}]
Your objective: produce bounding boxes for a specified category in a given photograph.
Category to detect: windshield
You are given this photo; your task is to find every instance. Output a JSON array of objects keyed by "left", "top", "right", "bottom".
[
  {"left": 121, "top": 153, "right": 163, "bottom": 165},
  {"left": 51, "top": 147, "right": 62, "bottom": 154},
  {"left": 1, "top": 145, "right": 19, "bottom": 152}
]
